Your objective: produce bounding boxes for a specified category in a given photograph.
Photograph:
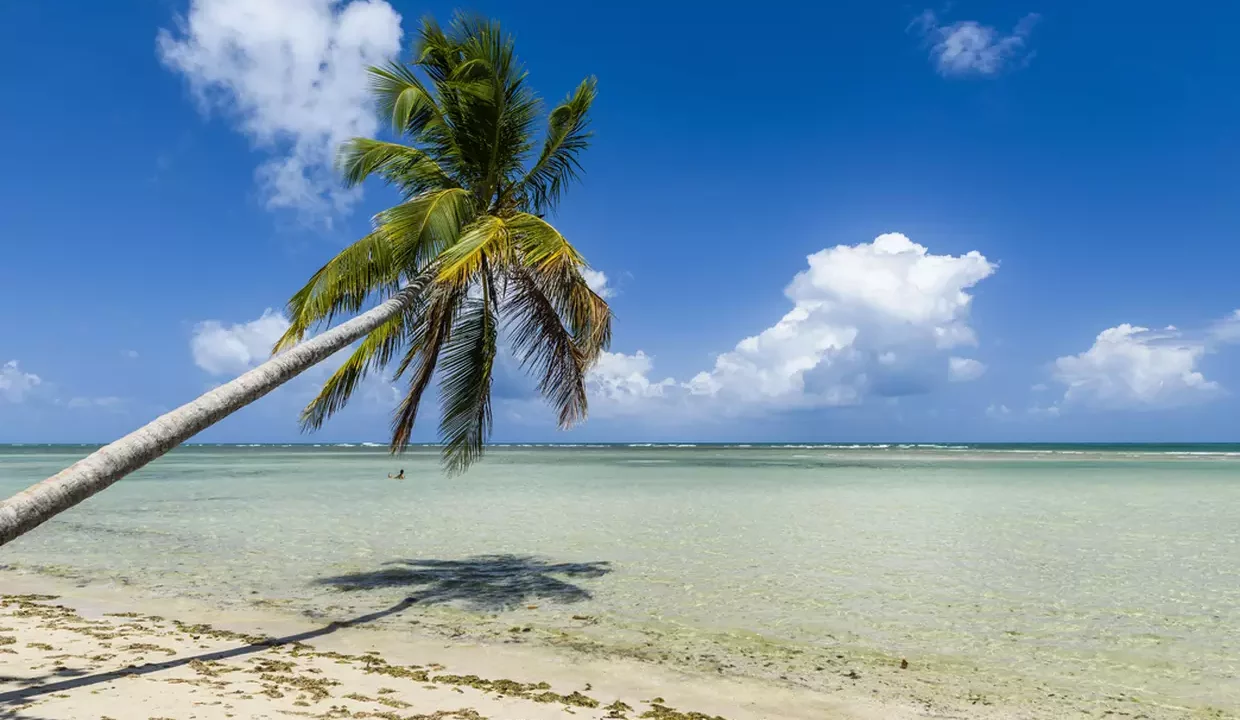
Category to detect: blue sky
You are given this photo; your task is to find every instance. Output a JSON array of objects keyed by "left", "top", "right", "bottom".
[{"left": 2, "top": 0, "right": 1239, "bottom": 444}]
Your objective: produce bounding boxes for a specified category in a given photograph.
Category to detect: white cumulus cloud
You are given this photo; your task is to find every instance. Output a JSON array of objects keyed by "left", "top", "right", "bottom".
[
  {"left": 585, "top": 351, "right": 675, "bottom": 415},
  {"left": 1052, "top": 324, "right": 1221, "bottom": 410},
  {"left": 581, "top": 268, "right": 614, "bottom": 299},
  {"left": 586, "top": 233, "right": 996, "bottom": 417},
  {"left": 191, "top": 309, "right": 291, "bottom": 375},
  {"left": 0, "top": 361, "right": 42, "bottom": 403},
  {"left": 158, "top": 0, "right": 403, "bottom": 217},
  {"left": 948, "top": 356, "right": 987, "bottom": 382},
  {"left": 915, "top": 11, "right": 1039, "bottom": 77}
]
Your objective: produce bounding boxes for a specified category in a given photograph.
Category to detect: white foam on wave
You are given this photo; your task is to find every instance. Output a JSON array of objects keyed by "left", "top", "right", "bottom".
[{"left": 1166, "top": 451, "right": 1240, "bottom": 457}]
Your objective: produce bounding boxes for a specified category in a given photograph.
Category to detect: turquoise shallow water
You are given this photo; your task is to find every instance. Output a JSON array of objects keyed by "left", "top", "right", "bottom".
[{"left": 2, "top": 444, "right": 1238, "bottom": 713}]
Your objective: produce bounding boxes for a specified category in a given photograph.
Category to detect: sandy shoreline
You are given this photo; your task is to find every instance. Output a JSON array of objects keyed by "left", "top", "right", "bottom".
[
  {"left": 0, "top": 571, "right": 1231, "bottom": 719},
  {"left": 0, "top": 572, "right": 925, "bottom": 720}
]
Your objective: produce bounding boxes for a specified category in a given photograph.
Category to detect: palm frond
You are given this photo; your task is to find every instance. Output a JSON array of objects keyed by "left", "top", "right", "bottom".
[
  {"left": 527, "top": 260, "right": 612, "bottom": 365},
  {"left": 503, "top": 210, "right": 610, "bottom": 361},
  {"left": 368, "top": 59, "right": 466, "bottom": 175},
  {"left": 434, "top": 214, "right": 512, "bottom": 286},
  {"left": 507, "top": 212, "right": 609, "bottom": 361},
  {"left": 437, "top": 282, "right": 498, "bottom": 473},
  {"left": 336, "top": 138, "right": 454, "bottom": 196},
  {"left": 299, "top": 303, "right": 418, "bottom": 432},
  {"left": 408, "top": 14, "right": 540, "bottom": 209},
  {"left": 516, "top": 77, "right": 596, "bottom": 214},
  {"left": 413, "top": 17, "right": 460, "bottom": 83},
  {"left": 504, "top": 268, "right": 589, "bottom": 428},
  {"left": 509, "top": 212, "right": 585, "bottom": 269},
  {"left": 564, "top": 272, "right": 613, "bottom": 363},
  {"left": 368, "top": 62, "right": 446, "bottom": 138},
  {"left": 457, "top": 15, "right": 538, "bottom": 199},
  {"left": 390, "top": 286, "right": 461, "bottom": 452},
  {"left": 275, "top": 230, "right": 399, "bottom": 351},
  {"left": 375, "top": 188, "right": 476, "bottom": 270}
]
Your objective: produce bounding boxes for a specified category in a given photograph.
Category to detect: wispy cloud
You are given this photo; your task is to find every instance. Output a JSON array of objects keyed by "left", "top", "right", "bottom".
[
  {"left": 158, "top": 0, "right": 403, "bottom": 219},
  {"left": 1, "top": 360, "right": 124, "bottom": 411},
  {"left": 914, "top": 11, "right": 1040, "bottom": 77},
  {"left": 66, "top": 396, "right": 126, "bottom": 411},
  {"left": 1209, "top": 310, "right": 1240, "bottom": 344}
]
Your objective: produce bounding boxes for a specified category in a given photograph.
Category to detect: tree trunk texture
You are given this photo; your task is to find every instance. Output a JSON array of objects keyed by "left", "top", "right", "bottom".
[{"left": 0, "top": 289, "right": 417, "bottom": 548}]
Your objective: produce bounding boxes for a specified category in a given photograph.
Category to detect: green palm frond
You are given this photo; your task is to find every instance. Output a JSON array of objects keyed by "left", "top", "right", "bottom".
[
  {"left": 369, "top": 63, "right": 444, "bottom": 137},
  {"left": 390, "top": 286, "right": 461, "bottom": 452},
  {"left": 336, "top": 138, "right": 454, "bottom": 196},
  {"left": 295, "top": 278, "right": 436, "bottom": 430},
  {"left": 506, "top": 213, "right": 609, "bottom": 359},
  {"left": 413, "top": 17, "right": 459, "bottom": 83},
  {"left": 517, "top": 77, "right": 596, "bottom": 214},
  {"left": 276, "top": 230, "right": 400, "bottom": 351},
  {"left": 504, "top": 268, "right": 589, "bottom": 428},
  {"left": 368, "top": 62, "right": 462, "bottom": 169},
  {"left": 376, "top": 188, "right": 476, "bottom": 270},
  {"left": 539, "top": 263, "right": 612, "bottom": 364},
  {"left": 299, "top": 302, "right": 421, "bottom": 432},
  {"left": 570, "top": 275, "right": 612, "bottom": 362},
  {"left": 459, "top": 17, "right": 538, "bottom": 199},
  {"left": 435, "top": 214, "right": 513, "bottom": 286},
  {"left": 438, "top": 286, "right": 498, "bottom": 473},
  {"left": 409, "top": 14, "right": 540, "bottom": 206},
  {"left": 509, "top": 212, "right": 585, "bottom": 269}
]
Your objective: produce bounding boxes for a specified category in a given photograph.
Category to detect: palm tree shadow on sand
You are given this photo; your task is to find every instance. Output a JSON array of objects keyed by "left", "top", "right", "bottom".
[
  {"left": 0, "top": 556, "right": 610, "bottom": 710},
  {"left": 315, "top": 554, "right": 612, "bottom": 611}
]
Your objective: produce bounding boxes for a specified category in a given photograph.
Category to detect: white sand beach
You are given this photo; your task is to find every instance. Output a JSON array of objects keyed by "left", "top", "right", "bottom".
[
  {"left": 0, "top": 573, "right": 933, "bottom": 720},
  {"left": 6, "top": 568, "right": 1225, "bottom": 720}
]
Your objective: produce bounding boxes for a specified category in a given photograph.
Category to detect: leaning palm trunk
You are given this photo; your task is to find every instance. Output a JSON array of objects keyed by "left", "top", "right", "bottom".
[{"left": 0, "top": 288, "right": 418, "bottom": 549}]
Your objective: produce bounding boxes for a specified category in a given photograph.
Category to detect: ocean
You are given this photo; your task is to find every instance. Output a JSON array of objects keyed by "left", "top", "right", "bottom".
[{"left": 1, "top": 443, "right": 1238, "bottom": 715}]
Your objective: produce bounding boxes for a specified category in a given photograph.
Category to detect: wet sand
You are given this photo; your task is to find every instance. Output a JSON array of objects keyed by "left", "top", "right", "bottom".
[
  {"left": 3, "top": 572, "right": 1224, "bottom": 720},
  {"left": 0, "top": 573, "right": 927, "bottom": 720}
]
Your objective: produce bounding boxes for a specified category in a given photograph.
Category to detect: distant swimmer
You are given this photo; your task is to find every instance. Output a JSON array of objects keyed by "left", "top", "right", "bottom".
[{"left": 388, "top": 469, "right": 405, "bottom": 480}]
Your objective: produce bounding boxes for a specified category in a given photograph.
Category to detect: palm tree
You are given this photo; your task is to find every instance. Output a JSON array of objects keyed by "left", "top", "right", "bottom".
[{"left": 0, "top": 15, "right": 610, "bottom": 548}]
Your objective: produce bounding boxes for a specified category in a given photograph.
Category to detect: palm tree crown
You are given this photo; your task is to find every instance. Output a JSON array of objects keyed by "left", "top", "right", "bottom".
[{"left": 274, "top": 15, "right": 612, "bottom": 473}]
